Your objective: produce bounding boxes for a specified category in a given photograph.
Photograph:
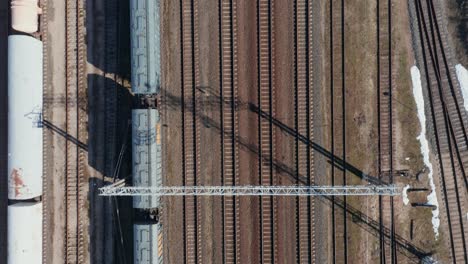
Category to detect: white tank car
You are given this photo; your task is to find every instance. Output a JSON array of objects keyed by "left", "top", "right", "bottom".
[
  {"left": 8, "top": 202, "right": 42, "bottom": 264},
  {"left": 7, "top": 35, "right": 43, "bottom": 200},
  {"left": 11, "top": 0, "right": 42, "bottom": 33}
]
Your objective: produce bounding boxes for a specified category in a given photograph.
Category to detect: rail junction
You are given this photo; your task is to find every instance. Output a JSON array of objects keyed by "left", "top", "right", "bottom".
[{"left": 3, "top": 0, "right": 467, "bottom": 263}]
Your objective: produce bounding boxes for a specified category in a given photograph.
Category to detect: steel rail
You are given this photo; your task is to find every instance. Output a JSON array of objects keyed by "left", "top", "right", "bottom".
[
  {"left": 294, "top": 0, "right": 314, "bottom": 263},
  {"left": 414, "top": 0, "right": 468, "bottom": 262},
  {"left": 377, "top": 0, "right": 396, "bottom": 262},
  {"left": 180, "top": 0, "right": 201, "bottom": 262},
  {"left": 65, "top": 0, "right": 85, "bottom": 262},
  {"left": 41, "top": 0, "right": 50, "bottom": 262},
  {"left": 257, "top": 0, "right": 277, "bottom": 262},
  {"left": 328, "top": 0, "right": 336, "bottom": 262},
  {"left": 219, "top": 0, "right": 240, "bottom": 263}
]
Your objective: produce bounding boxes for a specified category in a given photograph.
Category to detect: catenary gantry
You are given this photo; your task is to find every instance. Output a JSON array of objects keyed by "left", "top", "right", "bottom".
[{"left": 100, "top": 184, "right": 402, "bottom": 196}]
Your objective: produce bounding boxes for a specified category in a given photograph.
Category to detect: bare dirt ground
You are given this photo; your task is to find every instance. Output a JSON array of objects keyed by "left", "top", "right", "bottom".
[
  {"left": 236, "top": 0, "right": 261, "bottom": 262},
  {"left": 195, "top": 0, "right": 223, "bottom": 261},
  {"left": 391, "top": 1, "right": 443, "bottom": 261},
  {"left": 273, "top": 1, "right": 297, "bottom": 262},
  {"left": 313, "top": 1, "right": 328, "bottom": 262},
  {"left": 161, "top": 0, "right": 186, "bottom": 262},
  {"left": 320, "top": 0, "right": 441, "bottom": 263},
  {"left": 343, "top": 0, "right": 380, "bottom": 262},
  {"left": 43, "top": 0, "right": 68, "bottom": 262},
  {"left": 406, "top": 0, "right": 467, "bottom": 262}
]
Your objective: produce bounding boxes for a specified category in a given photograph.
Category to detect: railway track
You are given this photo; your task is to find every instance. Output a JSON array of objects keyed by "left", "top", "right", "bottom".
[
  {"left": 414, "top": 0, "right": 468, "bottom": 262},
  {"left": 293, "top": 0, "right": 314, "bottom": 263},
  {"left": 307, "top": 0, "right": 316, "bottom": 260},
  {"left": 41, "top": 0, "right": 49, "bottom": 262},
  {"left": 76, "top": 0, "right": 86, "bottom": 262},
  {"left": 180, "top": 0, "right": 201, "bottom": 262},
  {"left": 104, "top": 0, "right": 118, "bottom": 177},
  {"left": 425, "top": 0, "right": 468, "bottom": 189},
  {"left": 377, "top": 0, "right": 397, "bottom": 262},
  {"left": 328, "top": 0, "right": 336, "bottom": 262},
  {"left": 340, "top": 0, "right": 348, "bottom": 262},
  {"left": 65, "top": 0, "right": 86, "bottom": 262},
  {"left": 257, "top": 0, "right": 278, "bottom": 262},
  {"left": 219, "top": 0, "right": 240, "bottom": 263},
  {"left": 329, "top": 0, "right": 347, "bottom": 263},
  {"left": 102, "top": 0, "right": 121, "bottom": 261}
]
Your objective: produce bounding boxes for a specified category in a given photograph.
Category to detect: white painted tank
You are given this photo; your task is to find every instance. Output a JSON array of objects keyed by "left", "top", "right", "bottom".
[
  {"left": 8, "top": 35, "right": 43, "bottom": 200},
  {"left": 8, "top": 202, "right": 42, "bottom": 264},
  {"left": 11, "top": 0, "right": 42, "bottom": 33}
]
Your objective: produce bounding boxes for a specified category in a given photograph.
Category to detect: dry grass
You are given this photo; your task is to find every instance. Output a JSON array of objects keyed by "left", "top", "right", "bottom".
[
  {"left": 390, "top": 0, "right": 451, "bottom": 262},
  {"left": 327, "top": 0, "right": 449, "bottom": 262},
  {"left": 342, "top": 0, "right": 380, "bottom": 262}
]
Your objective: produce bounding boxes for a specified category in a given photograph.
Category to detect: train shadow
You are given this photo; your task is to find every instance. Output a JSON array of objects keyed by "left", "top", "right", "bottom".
[
  {"left": 88, "top": 177, "right": 133, "bottom": 264},
  {"left": 87, "top": 74, "right": 134, "bottom": 264},
  {"left": 248, "top": 103, "right": 387, "bottom": 185},
  {"left": 164, "top": 89, "right": 385, "bottom": 185},
  {"left": 87, "top": 175, "right": 133, "bottom": 264},
  {"left": 318, "top": 195, "right": 433, "bottom": 262},
  {"left": 86, "top": 0, "right": 131, "bottom": 79},
  {"left": 41, "top": 120, "right": 88, "bottom": 151},
  {"left": 162, "top": 89, "right": 432, "bottom": 261},
  {"left": 87, "top": 74, "right": 133, "bottom": 177},
  {"left": 86, "top": 0, "right": 132, "bottom": 261},
  {"left": 246, "top": 102, "right": 435, "bottom": 260}
]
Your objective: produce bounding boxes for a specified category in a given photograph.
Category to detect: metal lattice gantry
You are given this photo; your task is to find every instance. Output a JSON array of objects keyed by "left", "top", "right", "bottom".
[{"left": 99, "top": 184, "right": 402, "bottom": 196}]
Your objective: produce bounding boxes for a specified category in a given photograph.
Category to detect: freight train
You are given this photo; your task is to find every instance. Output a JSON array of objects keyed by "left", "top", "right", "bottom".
[
  {"left": 130, "top": 0, "right": 163, "bottom": 263},
  {"left": 7, "top": 1, "right": 43, "bottom": 263},
  {"left": 7, "top": 0, "right": 163, "bottom": 262},
  {"left": 7, "top": 34, "right": 43, "bottom": 264}
]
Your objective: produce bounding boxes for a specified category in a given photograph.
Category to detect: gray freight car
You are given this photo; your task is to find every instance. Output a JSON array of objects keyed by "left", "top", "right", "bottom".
[
  {"left": 134, "top": 223, "right": 163, "bottom": 264},
  {"left": 132, "top": 109, "right": 162, "bottom": 209},
  {"left": 130, "top": 0, "right": 160, "bottom": 94}
]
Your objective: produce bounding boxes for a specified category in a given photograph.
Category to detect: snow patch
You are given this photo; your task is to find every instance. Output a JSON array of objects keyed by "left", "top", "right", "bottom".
[
  {"left": 403, "top": 185, "right": 410, "bottom": 205},
  {"left": 455, "top": 64, "right": 468, "bottom": 112},
  {"left": 411, "top": 66, "right": 440, "bottom": 238}
]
